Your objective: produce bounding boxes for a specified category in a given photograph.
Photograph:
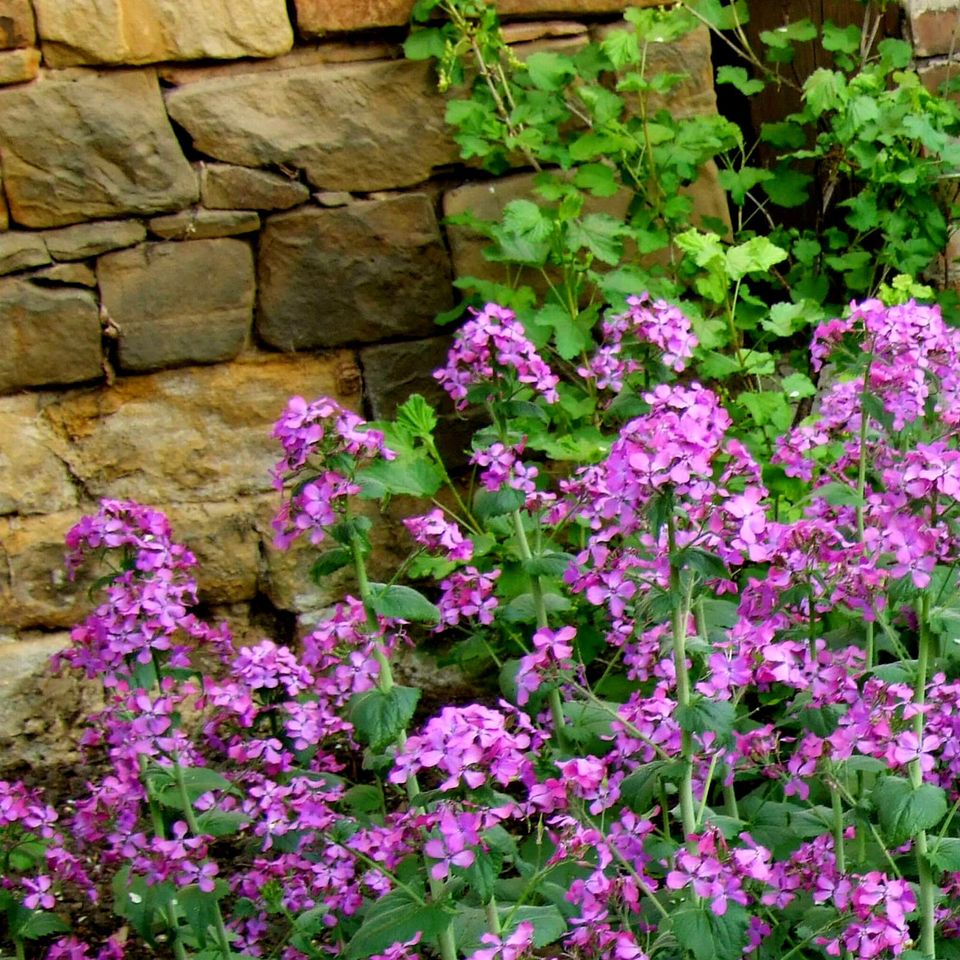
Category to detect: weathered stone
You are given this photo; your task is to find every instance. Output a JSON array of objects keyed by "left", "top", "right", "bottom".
[
  {"left": 165, "top": 499, "right": 265, "bottom": 604},
  {"left": 0, "top": 46, "right": 38, "bottom": 83},
  {"left": 0, "top": 511, "right": 88, "bottom": 629},
  {"left": 40, "top": 352, "right": 362, "bottom": 503},
  {"left": 32, "top": 0, "right": 293, "bottom": 67},
  {"left": 293, "top": 0, "right": 413, "bottom": 35},
  {"left": 0, "top": 631, "right": 104, "bottom": 774},
  {"left": 98, "top": 239, "right": 255, "bottom": 372},
  {"left": 148, "top": 209, "right": 260, "bottom": 240},
  {"left": 43, "top": 219, "right": 147, "bottom": 260},
  {"left": 0, "top": 0, "right": 35, "bottom": 49},
  {"left": 200, "top": 164, "right": 309, "bottom": 211},
  {"left": 159, "top": 41, "right": 394, "bottom": 85},
  {"left": 0, "top": 232, "right": 49, "bottom": 275},
  {"left": 498, "top": 0, "right": 661, "bottom": 12},
  {"left": 592, "top": 21, "right": 718, "bottom": 117},
  {"left": 0, "top": 279, "right": 101, "bottom": 392},
  {"left": 0, "top": 394, "right": 77, "bottom": 515},
  {"left": 0, "top": 177, "right": 7, "bottom": 231},
  {"left": 26, "top": 262, "right": 97, "bottom": 287},
  {"left": 313, "top": 191, "right": 352, "bottom": 207},
  {"left": 258, "top": 195, "right": 452, "bottom": 350},
  {"left": 444, "top": 164, "right": 729, "bottom": 283},
  {"left": 165, "top": 59, "right": 459, "bottom": 192},
  {"left": 906, "top": 0, "right": 960, "bottom": 57},
  {"left": 0, "top": 70, "right": 197, "bottom": 228},
  {"left": 502, "top": 21, "right": 588, "bottom": 44}
]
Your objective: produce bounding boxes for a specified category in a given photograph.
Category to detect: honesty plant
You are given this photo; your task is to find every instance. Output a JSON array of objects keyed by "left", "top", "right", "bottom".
[{"left": 9, "top": 295, "right": 960, "bottom": 960}]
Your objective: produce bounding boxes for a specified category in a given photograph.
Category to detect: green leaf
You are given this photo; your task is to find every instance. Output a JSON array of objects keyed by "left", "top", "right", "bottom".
[
  {"left": 156, "top": 766, "right": 235, "bottom": 809},
  {"left": 717, "top": 166, "right": 772, "bottom": 206},
  {"left": 760, "top": 19, "right": 816, "bottom": 48},
  {"left": 403, "top": 27, "right": 446, "bottom": 61},
  {"left": 928, "top": 837, "right": 960, "bottom": 873},
  {"left": 533, "top": 303, "right": 590, "bottom": 360},
  {"left": 357, "top": 458, "right": 443, "bottom": 499},
  {"left": 822, "top": 21, "right": 861, "bottom": 55},
  {"left": 740, "top": 392, "right": 793, "bottom": 432},
  {"left": 14, "top": 910, "right": 71, "bottom": 940},
  {"left": 781, "top": 372, "right": 816, "bottom": 399},
  {"left": 194, "top": 809, "right": 249, "bottom": 838},
  {"left": 522, "top": 552, "right": 574, "bottom": 577},
  {"left": 873, "top": 777, "right": 948, "bottom": 845},
  {"left": 573, "top": 162, "right": 619, "bottom": 198},
  {"left": 370, "top": 584, "right": 440, "bottom": 624},
  {"left": 524, "top": 51, "right": 576, "bottom": 91},
  {"left": 345, "top": 891, "right": 451, "bottom": 960},
  {"left": 716, "top": 65, "right": 764, "bottom": 97},
  {"left": 493, "top": 200, "right": 553, "bottom": 266},
  {"left": 474, "top": 485, "right": 526, "bottom": 520},
  {"left": 813, "top": 482, "right": 864, "bottom": 507},
  {"left": 762, "top": 165, "right": 812, "bottom": 207},
  {"left": 761, "top": 301, "right": 818, "bottom": 338},
  {"left": 178, "top": 883, "right": 228, "bottom": 949},
  {"left": 511, "top": 905, "right": 567, "bottom": 947},
  {"left": 803, "top": 68, "right": 847, "bottom": 115},
  {"left": 566, "top": 213, "right": 624, "bottom": 266},
  {"left": 310, "top": 547, "right": 353, "bottom": 580},
  {"left": 725, "top": 236, "right": 788, "bottom": 280},
  {"left": 672, "top": 902, "right": 750, "bottom": 960},
  {"left": 621, "top": 761, "right": 678, "bottom": 813},
  {"left": 348, "top": 686, "right": 421, "bottom": 752},
  {"left": 676, "top": 698, "right": 736, "bottom": 741},
  {"left": 341, "top": 784, "right": 383, "bottom": 815},
  {"left": 503, "top": 592, "right": 572, "bottom": 624},
  {"left": 686, "top": 0, "right": 750, "bottom": 32},
  {"left": 396, "top": 394, "right": 439, "bottom": 441}
]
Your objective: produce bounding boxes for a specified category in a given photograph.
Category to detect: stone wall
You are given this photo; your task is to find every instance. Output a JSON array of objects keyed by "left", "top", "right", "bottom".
[{"left": 0, "top": 0, "right": 729, "bottom": 768}]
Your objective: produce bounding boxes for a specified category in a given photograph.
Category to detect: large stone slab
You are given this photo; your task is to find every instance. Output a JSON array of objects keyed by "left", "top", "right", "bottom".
[
  {"left": 293, "top": 0, "right": 413, "bottom": 34},
  {"left": 165, "top": 59, "right": 459, "bottom": 192},
  {"left": 0, "top": 394, "right": 77, "bottom": 515},
  {"left": 906, "top": 0, "right": 960, "bottom": 57},
  {"left": 258, "top": 195, "right": 452, "bottom": 349},
  {"left": 0, "top": 69, "right": 197, "bottom": 228},
  {"left": 0, "top": 232, "right": 49, "bottom": 275},
  {"left": 32, "top": 0, "right": 293, "bottom": 67},
  {"left": 147, "top": 209, "right": 260, "bottom": 240},
  {"left": 40, "top": 352, "right": 363, "bottom": 503},
  {"left": 0, "top": 279, "right": 101, "bottom": 393},
  {"left": 98, "top": 239, "right": 255, "bottom": 371},
  {"left": 44, "top": 219, "right": 147, "bottom": 260},
  {"left": 0, "top": 0, "right": 35, "bottom": 49},
  {"left": 200, "top": 164, "right": 309, "bottom": 211}
]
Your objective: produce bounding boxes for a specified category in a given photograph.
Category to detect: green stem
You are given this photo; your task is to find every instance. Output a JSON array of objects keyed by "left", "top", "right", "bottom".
[
  {"left": 912, "top": 592, "right": 937, "bottom": 960},
  {"left": 14, "top": 937, "right": 25, "bottom": 960},
  {"left": 667, "top": 512, "right": 697, "bottom": 841},
  {"left": 830, "top": 778, "right": 846, "bottom": 875},
  {"left": 485, "top": 895, "right": 502, "bottom": 936}
]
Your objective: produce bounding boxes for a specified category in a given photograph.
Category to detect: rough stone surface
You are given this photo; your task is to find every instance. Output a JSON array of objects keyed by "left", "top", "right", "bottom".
[
  {"left": 0, "top": 511, "right": 88, "bottom": 629},
  {"left": 258, "top": 195, "right": 452, "bottom": 349},
  {"left": 0, "top": 0, "right": 35, "bottom": 49},
  {"left": 0, "top": 46, "right": 39, "bottom": 83},
  {"left": 0, "top": 395, "right": 77, "bottom": 515},
  {"left": 0, "top": 179, "right": 7, "bottom": 231},
  {"left": 0, "top": 631, "right": 103, "bottom": 773},
  {"left": 43, "top": 219, "right": 147, "bottom": 260},
  {"left": 40, "top": 352, "right": 362, "bottom": 503},
  {"left": 502, "top": 20, "right": 588, "bottom": 44},
  {"left": 165, "top": 59, "right": 459, "bottom": 191},
  {"left": 98, "top": 239, "right": 255, "bottom": 371},
  {"left": 200, "top": 164, "right": 309, "bottom": 210},
  {"left": 0, "top": 232, "right": 49, "bottom": 275},
  {"left": 499, "top": 0, "right": 661, "bottom": 11},
  {"left": 293, "top": 0, "right": 413, "bottom": 35},
  {"left": 26, "top": 262, "right": 97, "bottom": 287},
  {"left": 0, "top": 279, "right": 101, "bottom": 393},
  {"left": 165, "top": 499, "right": 265, "bottom": 604},
  {"left": 148, "top": 209, "right": 260, "bottom": 240},
  {"left": 32, "top": 0, "right": 293, "bottom": 67},
  {"left": 906, "top": 0, "right": 960, "bottom": 57},
  {"left": 0, "top": 70, "right": 197, "bottom": 228}
]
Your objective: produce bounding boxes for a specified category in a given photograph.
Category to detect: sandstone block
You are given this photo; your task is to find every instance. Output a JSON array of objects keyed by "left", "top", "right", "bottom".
[
  {"left": 165, "top": 499, "right": 265, "bottom": 604},
  {"left": 26, "top": 262, "right": 97, "bottom": 287},
  {"left": 906, "top": 0, "right": 960, "bottom": 57},
  {"left": 165, "top": 59, "right": 459, "bottom": 192},
  {"left": 98, "top": 239, "right": 255, "bottom": 372},
  {"left": 148, "top": 209, "right": 260, "bottom": 240},
  {"left": 40, "top": 352, "right": 362, "bottom": 503},
  {"left": 0, "top": 511, "right": 88, "bottom": 629},
  {"left": 0, "top": 279, "right": 101, "bottom": 393},
  {"left": 43, "top": 219, "right": 147, "bottom": 260},
  {"left": 0, "top": 232, "right": 49, "bottom": 275},
  {"left": 0, "top": 0, "right": 35, "bottom": 49},
  {"left": 498, "top": 0, "right": 661, "bottom": 11},
  {"left": 0, "top": 394, "right": 77, "bottom": 515},
  {"left": 0, "top": 70, "right": 197, "bottom": 228},
  {"left": 0, "top": 46, "right": 38, "bottom": 83},
  {"left": 200, "top": 164, "right": 309, "bottom": 211},
  {"left": 0, "top": 181, "right": 7, "bottom": 231},
  {"left": 257, "top": 195, "right": 452, "bottom": 350},
  {"left": 32, "top": 0, "right": 293, "bottom": 67},
  {"left": 293, "top": 0, "right": 413, "bottom": 35}
]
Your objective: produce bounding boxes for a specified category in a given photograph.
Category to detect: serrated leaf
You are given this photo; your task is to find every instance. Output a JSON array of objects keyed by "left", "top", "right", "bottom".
[
  {"left": 474, "top": 485, "right": 526, "bottom": 520},
  {"left": 804, "top": 68, "right": 847, "bottom": 115},
  {"left": 573, "top": 163, "right": 619, "bottom": 198},
  {"left": 813, "top": 482, "right": 864, "bottom": 507},
  {"left": 725, "top": 236, "right": 788, "bottom": 280},
  {"left": 671, "top": 902, "right": 749, "bottom": 960},
  {"left": 357, "top": 458, "right": 443, "bottom": 499},
  {"left": 822, "top": 21, "right": 860, "bottom": 55},
  {"left": 717, "top": 166, "right": 772, "bottom": 206},
  {"left": 781, "top": 372, "right": 816, "bottom": 399},
  {"left": 676, "top": 698, "right": 736, "bottom": 740},
  {"left": 310, "top": 547, "right": 353, "bottom": 580},
  {"left": 345, "top": 891, "right": 451, "bottom": 960},
  {"left": 178, "top": 883, "right": 228, "bottom": 949},
  {"left": 348, "top": 686, "right": 421, "bottom": 752},
  {"left": 370, "top": 584, "right": 440, "bottom": 624},
  {"left": 341, "top": 784, "right": 383, "bottom": 815},
  {"left": 14, "top": 910, "right": 71, "bottom": 941},
  {"left": 874, "top": 777, "right": 948, "bottom": 845},
  {"left": 403, "top": 27, "right": 446, "bottom": 61},
  {"left": 716, "top": 65, "right": 764, "bottom": 96},
  {"left": 194, "top": 809, "right": 249, "bottom": 838},
  {"left": 524, "top": 51, "right": 576, "bottom": 91},
  {"left": 762, "top": 164, "right": 812, "bottom": 207},
  {"left": 928, "top": 837, "right": 960, "bottom": 873},
  {"left": 396, "top": 394, "right": 439, "bottom": 441},
  {"left": 566, "top": 213, "right": 624, "bottom": 266},
  {"left": 157, "top": 766, "right": 235, "bottom": 809},
  {"left": 522, "top": 552, "right": 574, "bottom": 577}
]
